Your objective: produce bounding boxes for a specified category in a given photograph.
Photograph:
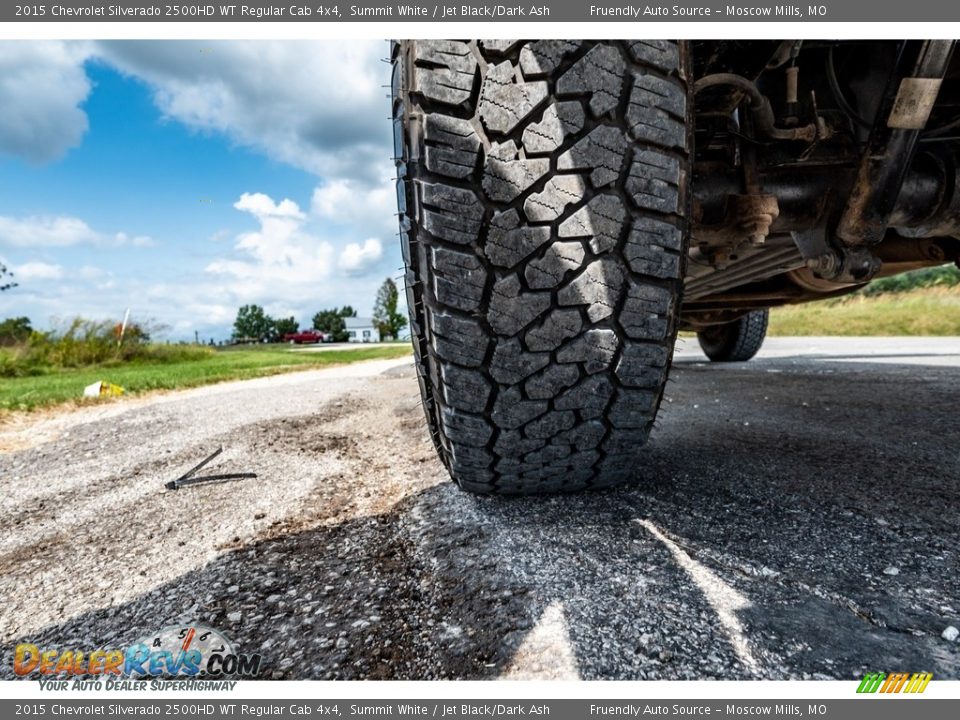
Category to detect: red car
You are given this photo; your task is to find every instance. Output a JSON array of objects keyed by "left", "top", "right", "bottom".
[{"left": 282, "top": 329, "right": 327, "bottom": 344}]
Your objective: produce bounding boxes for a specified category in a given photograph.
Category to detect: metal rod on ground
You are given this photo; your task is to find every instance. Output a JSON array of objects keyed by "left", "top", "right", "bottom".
[
  {"left": 174, "top": 446, "right": 223, "bottom": 482},
  {"left": 165, "top": 447, "right": 257, "bottom": 490},
  {"left": 167, "top": 472, "right": 258, "bottom": 490}
]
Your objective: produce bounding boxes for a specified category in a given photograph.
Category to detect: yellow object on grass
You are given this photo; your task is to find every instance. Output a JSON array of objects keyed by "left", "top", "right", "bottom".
[{"left": 82, "top": 381, "right": 125, "bottom": 399}]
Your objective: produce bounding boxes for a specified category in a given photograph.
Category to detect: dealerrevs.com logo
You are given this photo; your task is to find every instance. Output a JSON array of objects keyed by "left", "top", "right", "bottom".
[{"left": 14, "top": 625, "right": 262, "bottom": 682}]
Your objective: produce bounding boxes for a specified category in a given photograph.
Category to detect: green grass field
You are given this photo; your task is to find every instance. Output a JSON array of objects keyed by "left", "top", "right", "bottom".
[
  {"left": 769, "top": 286, "right": 960, "bottom": 336},
  {"left": 0, "top": 344, "right": 411, "bottom": 413}
]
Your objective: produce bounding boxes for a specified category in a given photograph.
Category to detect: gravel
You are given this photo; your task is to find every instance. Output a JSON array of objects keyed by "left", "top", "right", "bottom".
[{"left": 1, "top": 339, "right": 958, "bottom": 680}]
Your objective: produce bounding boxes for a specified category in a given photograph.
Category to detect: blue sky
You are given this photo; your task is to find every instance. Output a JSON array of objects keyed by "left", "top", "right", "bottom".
[{"left": 0, "top": 40, "right": 398, "bottom": 341}]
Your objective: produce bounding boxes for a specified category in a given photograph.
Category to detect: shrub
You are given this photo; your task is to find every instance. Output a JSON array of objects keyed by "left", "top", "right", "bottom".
[
  {"left": 0, "top": 317, "right": 213, "bottom": 378},
  {"left": 861, "top": 264, "right": 960, "bottom": 296}
]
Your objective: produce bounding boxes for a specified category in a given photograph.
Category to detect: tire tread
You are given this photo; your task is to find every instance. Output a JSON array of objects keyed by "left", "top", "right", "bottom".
[{"left": 394, "top": 40, "right": 690, "bottom": 494}]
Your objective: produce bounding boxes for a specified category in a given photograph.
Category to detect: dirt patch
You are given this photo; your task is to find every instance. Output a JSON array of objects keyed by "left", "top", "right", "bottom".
[{"left": 239, "top": 399, "right": 365, "bottom": 459}]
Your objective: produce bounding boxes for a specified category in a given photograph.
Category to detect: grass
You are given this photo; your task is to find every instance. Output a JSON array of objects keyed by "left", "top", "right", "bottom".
[
  {"left": 860, "top": 263, "right": 959, "bottom": 295},
  {"left": 769, "top": 286, "right": 960, "bottom": 336},
  {"left": 0, "top": 344, "right": 412, "bottom": 413}
]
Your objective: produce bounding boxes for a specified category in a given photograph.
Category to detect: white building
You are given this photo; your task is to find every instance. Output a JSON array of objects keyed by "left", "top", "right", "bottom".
[{"left": 345, "top": 317, "right": 380, "bottom": 343}]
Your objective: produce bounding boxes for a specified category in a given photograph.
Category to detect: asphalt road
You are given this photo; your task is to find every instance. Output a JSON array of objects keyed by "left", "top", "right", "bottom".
[{"left": 1, "top": 338, "right": 958, "bottom": 680}]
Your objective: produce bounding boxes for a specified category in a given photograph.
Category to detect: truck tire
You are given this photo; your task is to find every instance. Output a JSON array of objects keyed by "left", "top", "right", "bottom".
[
  {"left": 696, "top": 309, "right": 769, "bottom": 362},
  {"left": 393, "top": 41, "right": 691, "bottom": 494}
]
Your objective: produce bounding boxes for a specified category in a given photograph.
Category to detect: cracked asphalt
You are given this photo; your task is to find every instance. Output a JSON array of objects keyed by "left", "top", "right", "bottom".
[{"left": 1, "top": 337, "right": 958, "bottom": 680}]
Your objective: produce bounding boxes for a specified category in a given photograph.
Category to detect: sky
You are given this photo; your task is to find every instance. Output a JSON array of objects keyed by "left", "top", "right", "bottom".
[{"left": 0, "top": 40, "right": 399, "bottom": 341}]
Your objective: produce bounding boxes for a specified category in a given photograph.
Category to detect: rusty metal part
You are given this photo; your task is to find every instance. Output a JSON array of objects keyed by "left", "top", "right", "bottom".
[
  {"left": 805, "top": 251, "right": 842, "bottom": 278},
  {"left": 693, "top": 41, "right": 786, "bottom": 117},
  {"left": 789, "top": 226, "right": 833, "bottom": 262},
  {"left": 873, "top": 234, "right": 958, "bottom": 277},
  {"left": 887, "top": 152, "right": 950, "bottom": 230},
  {"left": 685, "top": 240, "right": 804, "bottom": 300},
  {"left": 693, "top": 73, "right": 822, "bottom": 143},
  {"left": 889, "top": 78, "right": 944, "bottom": 130},
  {"left": 695, "top": 193, "right": 780, "bottom": 249},
  {"left": 785, "top": 266, "right": 861, "bottom": 293},
  {"left": 807, "top": 246, "right": 883, "bottom": 283},
  {"left": 681, "top": 236, "right": 952, "bottom": 324},
  {"left": 681, "top": 278, "right": 865, "bottom": 322},
  {"left": 686, "top": 43, "right": 960, "bottom": 312},
  {"left": 694, "top": 164, "right": 840, "bottom": 237},
  {"left": 836, "top": 40, "right": 956, "bottom": 247},
  {"left": 893, "top": 154, "right": 960, "bottom": 240},
  {"left": 786, "top": 67, "right": 800, "bottom": 105},
  {"left": 689, "top": 154, "right": 960, "bottom": 303},
  {"left": 785, "top": 242, "right": 948, "bottom": 293},
  {"left": 695, "top": 152, "right": 960, "bottom": 240},
  {"left": 766, "top": 40, "right": 804, "bottom": 70},
  {"left": 692, "top": 231, "right": 954, "bottom": 306},
  {"left": 875, "top": 235, "right": 954, "bottom": 263}
]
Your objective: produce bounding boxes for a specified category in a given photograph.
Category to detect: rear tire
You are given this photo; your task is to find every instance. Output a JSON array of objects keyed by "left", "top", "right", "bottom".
[
  {"left": 393, "top": 41, "right": 692, "bottom": 494},
  {"left": 696, "top": 310, "right": 769, "bottom": 362}
]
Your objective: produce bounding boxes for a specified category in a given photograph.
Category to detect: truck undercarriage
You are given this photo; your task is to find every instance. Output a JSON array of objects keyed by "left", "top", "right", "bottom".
[{"left": 684, "top": 40, "right": 960, "bottom": 329}]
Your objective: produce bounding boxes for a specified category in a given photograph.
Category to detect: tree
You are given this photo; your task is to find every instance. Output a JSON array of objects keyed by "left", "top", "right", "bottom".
[
  {"left": 312, "top": 306, "right": 355, "bottom": 343},
  {"left": 0, "top": 316, "right": 32, "bottom": 345},
  {"left": 372, "top": 278, "right": 407, "bottom": 340},
  {"left": 0, "top": 262, "right": 16, "bottom": 292},
  {"left": 232, "top": 304, "right": 275, "bottom": 343},
  {"left": 274, "top": 316, "right": 299, "bottom": 338}
]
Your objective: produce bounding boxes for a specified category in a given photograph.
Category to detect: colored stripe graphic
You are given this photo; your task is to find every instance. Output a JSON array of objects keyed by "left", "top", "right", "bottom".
[
  {"left": 857, "top": 672, "right": 932, "bottom": 693},
  {"left": 910, "top": 673, "right": 933, "bottom": 693},
  {"left": 887, "top": 673, "right": 910, "bottom": 693},
  {"left": 857, "top": 673, "right": 886, "bottom": 693}
]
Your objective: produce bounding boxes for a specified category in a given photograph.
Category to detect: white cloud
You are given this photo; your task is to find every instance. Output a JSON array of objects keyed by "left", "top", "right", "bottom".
[
  {"left": 200, "top": 192, "right": 389, "bottom": 321},
  {"left": 0, "top": 41, "right": 93, "bottom": 164},
  {"left": 78, "top": 265, "right": 103, "bottom": 280},
  {"left": 338, "top": 239, "right": 384, "bottom": 275},
  {"left": 0, "top": 215, "right": 99, "bottom": 247},
  {"left": 206, "top": 192, "right": 334, "bottom": 288},
  {"left": 95, "top": 40, "right": 391, "bottom": 182},
  {"left": 143, "top": 283, "right": 235, "bottom": 326},
  {"left": 234, "top": 192, "right": 304, "bottom": 221},
  {"left": 114, "top": 232, "right": 156, "bottom": 248},
  {"left": 311, "top": 177, "right": 397, "bottom": 238},
  {"left": 0, "top": 40, "right": 392, "bottom": 183},
  {"left": 0, "top": 215, "right": 154, "bottom": 248},
  {"left": 11, "top": 261, "right": 64, "bottom": 281}
]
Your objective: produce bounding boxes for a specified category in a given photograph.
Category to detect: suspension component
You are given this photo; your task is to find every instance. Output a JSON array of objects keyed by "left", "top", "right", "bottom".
[{"left": 836, "top": 40, "right": 956, "bottom": 246}]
